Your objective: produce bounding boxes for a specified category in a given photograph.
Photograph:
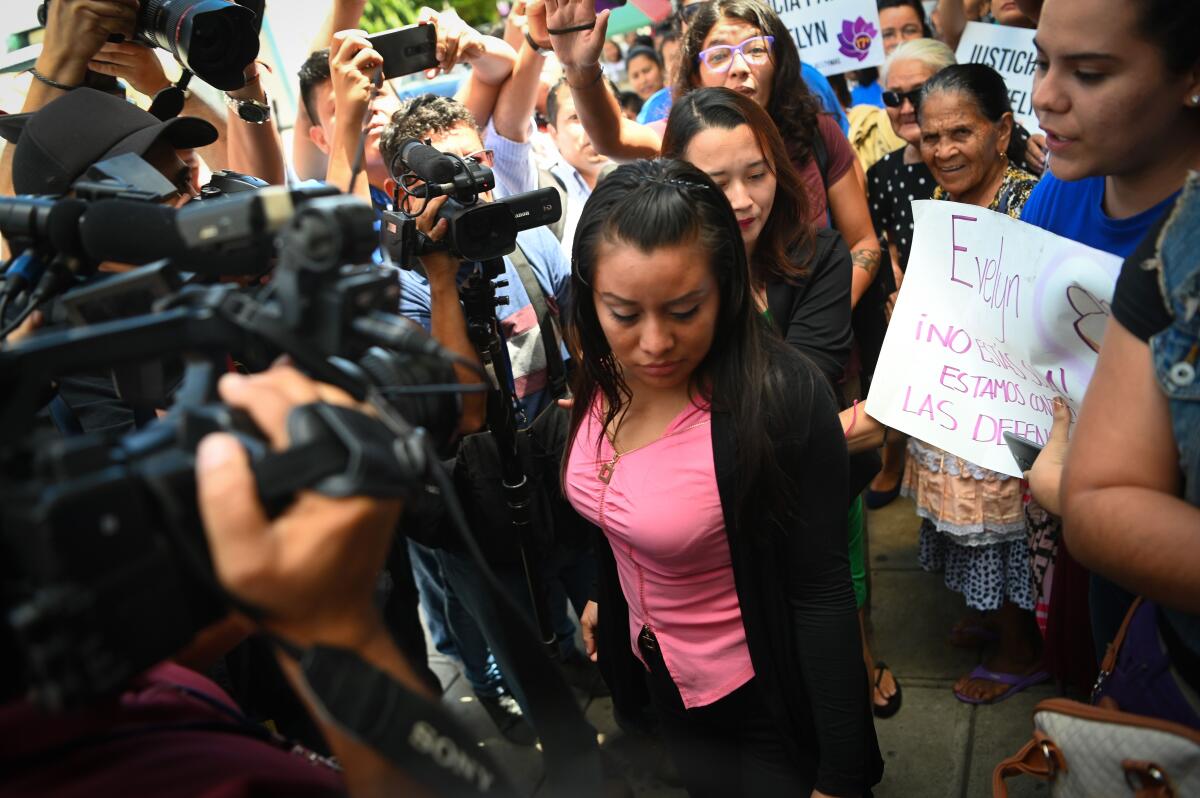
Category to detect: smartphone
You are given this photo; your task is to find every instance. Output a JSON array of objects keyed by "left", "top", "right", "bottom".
[
  {"left": 596, "top": 0, "right": 627, "bottom": 11},
  {"left": 367, "top": 24, "right": 438, "bottom": 80},
  {"left": 1003, "top": 432, "right": 1044, "bottom": 473}
]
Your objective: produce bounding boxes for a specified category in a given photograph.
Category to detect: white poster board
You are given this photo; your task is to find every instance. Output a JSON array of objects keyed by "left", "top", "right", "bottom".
[
  {"left": 768, "top": 0, "right": 884, "bottom": 75},
  {"left": 956, "top": 21, "right": 1042, "bottom": 135},
  {"left": 866, "top": 200, "right": 1123, "bottom": 477}
]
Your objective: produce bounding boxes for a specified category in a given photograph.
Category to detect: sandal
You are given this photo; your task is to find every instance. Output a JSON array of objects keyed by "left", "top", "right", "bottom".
[
  {"left": 872, "top": 661, "right": 902, "bottom": 719},
  {"left": 953, "top": 665, "right": 1049, "bottom": 705}
]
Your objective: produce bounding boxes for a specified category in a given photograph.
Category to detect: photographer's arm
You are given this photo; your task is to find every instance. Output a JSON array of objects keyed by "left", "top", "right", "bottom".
[
  {"left": 545, "top": 0, "right": 661, "bottom": 160},
  {"left": 417, "top": 197, "right": 487, "bottom": 435},
  {"left": 224, "top": 64, "right": 287, "bottom": 185},
  {"left": 492, "top": 0, "right": 551, "bottom": 144},
  {"left": 326, "top": 30, "right": 381, "bottom": 202},
  {"left": 293, "top": 0, "right": 368, "bottom": 179},
  {"left": 1, "top": 0, "right": 139, "bottom": 196},
  {"left": 196, "top": 366, "right": 434, "bottom": 798},
  {"left": 413, "top": 8, "right": 517, "bottom": 136}
]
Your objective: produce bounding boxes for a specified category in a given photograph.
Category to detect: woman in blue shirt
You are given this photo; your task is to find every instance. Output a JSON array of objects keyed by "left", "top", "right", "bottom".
[{"left": 1020, "top": 0, "right": 1200, "bottom": 690}]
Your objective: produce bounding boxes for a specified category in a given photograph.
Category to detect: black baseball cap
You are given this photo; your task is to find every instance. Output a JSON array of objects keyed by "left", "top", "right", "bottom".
[{"left": 2, "top": 88, "right": 218, "bottom": 196}]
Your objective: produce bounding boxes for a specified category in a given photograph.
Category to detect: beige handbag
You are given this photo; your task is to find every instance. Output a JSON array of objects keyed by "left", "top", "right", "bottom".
[
  {"left": 992, "top": 698, "right": 1200, "bottom": 797},
  {"left": 994, "top": 599, "right": 1200, "bottom": 797}
]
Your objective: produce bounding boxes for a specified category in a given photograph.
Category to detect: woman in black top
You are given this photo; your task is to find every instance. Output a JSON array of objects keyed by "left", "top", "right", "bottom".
[
  {"left": 564, "top": 159, "right": 882, "bottom": 796},
  {"left": 660, "top": 87, "right": 853, "bottom": 392}
]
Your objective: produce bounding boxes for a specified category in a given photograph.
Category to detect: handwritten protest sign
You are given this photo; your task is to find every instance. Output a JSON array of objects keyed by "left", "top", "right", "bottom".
[
  {"left": 767, "top": 0, "right": 883, "bottom": 75},
  {"left": 866, "top": 200, "right": 1123, "bottom": 477},
  {"left": 956, "top": 21, "right": 1042, "bottom": 134}
]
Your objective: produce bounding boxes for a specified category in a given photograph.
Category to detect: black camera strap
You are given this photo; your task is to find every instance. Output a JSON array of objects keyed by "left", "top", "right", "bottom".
[
  {"left": 293, "top": 642, "right": 517, "bottom": 797},
  {"left": 507, "top": 244, "right": 568, "bottom": 399}
]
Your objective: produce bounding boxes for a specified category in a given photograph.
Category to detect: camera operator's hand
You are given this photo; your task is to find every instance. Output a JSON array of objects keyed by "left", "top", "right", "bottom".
[
  {"left": 411, "top": 194, "right": 461, "bottom": 285},
  {"left": 196, "top": 366, "right": 402, "bottom": 649},
  {"left": 36, "top": 0, "right": 141, "bottom": 88},
  {"left": 88, "top": 40, "right": 170, "bottom": 96},
  {"left": 417, "top": 7, "right": 517, "bottom": 86},
  {"left": 544, "top": 0, "right": 609, "bottom": 71},
  {"left": 329, "top": 29, "right": 383, "bottom": 142},
  {"left": 418, "top": 7, "right": 481, "bottom": 78}
]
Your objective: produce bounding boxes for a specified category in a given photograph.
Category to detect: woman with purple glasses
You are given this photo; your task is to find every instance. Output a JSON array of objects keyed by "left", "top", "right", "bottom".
[{"left": 546, "top": 0, "right": 882, "bottom": 312}]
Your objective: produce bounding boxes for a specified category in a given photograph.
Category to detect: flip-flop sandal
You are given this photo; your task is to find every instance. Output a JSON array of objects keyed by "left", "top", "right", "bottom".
[
  {"left": 947, "top": 622, "right": 1000, "bottom": 649},
  {"left": 953, "top": 665, "right": 1049, "bottom": 705},
  {"left": 872, "top": 661, "right": 902, "bottom": 719}
]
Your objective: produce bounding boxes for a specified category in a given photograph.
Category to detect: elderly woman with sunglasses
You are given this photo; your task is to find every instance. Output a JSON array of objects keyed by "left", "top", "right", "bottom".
[{"left": 545, "top": 0, "right": 882, "bottom": 310}]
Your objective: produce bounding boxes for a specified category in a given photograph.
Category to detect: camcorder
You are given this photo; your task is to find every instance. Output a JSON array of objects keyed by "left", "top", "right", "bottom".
[
  {"left": 382, "top": 139, "right": 562, "bottom": 268},
  {"left": 38, "top": 0, "right": 264, "bottom": 91}
]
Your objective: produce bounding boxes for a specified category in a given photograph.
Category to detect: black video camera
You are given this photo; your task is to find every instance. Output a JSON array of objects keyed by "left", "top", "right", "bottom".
[
  {"left": 381, "top": 139, "right": 561, "bottom": 267},
  {"left": 38, "top": 0, "right": 263, "bottom": 91},
  {"left": 0, "top": 190, "right": 464, "bottom": 710}
]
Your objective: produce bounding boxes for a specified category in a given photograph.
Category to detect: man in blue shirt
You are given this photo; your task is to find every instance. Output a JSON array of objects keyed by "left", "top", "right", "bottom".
[{"left": 381, "top": 94, "right": 593, "bottom": 730}]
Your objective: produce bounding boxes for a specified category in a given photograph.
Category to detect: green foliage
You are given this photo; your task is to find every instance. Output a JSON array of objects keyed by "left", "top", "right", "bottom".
[{"left": 360, "top": 0, "right": 500, "bottom": 33}]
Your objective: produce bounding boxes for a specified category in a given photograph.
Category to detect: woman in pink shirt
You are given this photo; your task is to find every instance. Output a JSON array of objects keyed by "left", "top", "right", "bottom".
[{"left": 563, "top": 159, "right": 881, "bottom": 797}]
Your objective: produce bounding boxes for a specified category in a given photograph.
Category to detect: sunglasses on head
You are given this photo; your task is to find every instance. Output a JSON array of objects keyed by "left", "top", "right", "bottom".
[
  {"left": 882, "top": 85, "right": 924, "bottom": 109},
  {"left": 678, "top": 0, "right": 709, "bottom": 23}
]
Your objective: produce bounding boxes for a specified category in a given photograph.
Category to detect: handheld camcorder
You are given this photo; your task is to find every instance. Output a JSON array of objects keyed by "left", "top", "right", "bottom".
[{"left": 381, "top": 139, "right": 561, "bottom": 267}]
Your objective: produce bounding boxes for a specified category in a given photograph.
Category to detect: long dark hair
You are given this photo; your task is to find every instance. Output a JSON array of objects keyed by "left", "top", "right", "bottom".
[
  {"left": 565, "top": 158, "right": 802, "bottom": 530},
  {"left": 661, "top": 87, "right": 814, "bottom": 287},
  {"left": 676, "top": 0, "right": 824, "bottom": 167}
]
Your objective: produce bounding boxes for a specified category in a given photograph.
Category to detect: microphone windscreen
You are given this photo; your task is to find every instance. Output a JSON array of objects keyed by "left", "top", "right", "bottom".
[
  {"left": 45, "top": 198, "right": 89, "bottom": 259},
  {"left": 399, "top": 139, "right": 455, "bottom": 184}
]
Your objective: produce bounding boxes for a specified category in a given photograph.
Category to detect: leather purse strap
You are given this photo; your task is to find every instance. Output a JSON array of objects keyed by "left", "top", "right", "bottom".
[{"left": 992, "top": 731, "right": 1065, "bottom": 798}]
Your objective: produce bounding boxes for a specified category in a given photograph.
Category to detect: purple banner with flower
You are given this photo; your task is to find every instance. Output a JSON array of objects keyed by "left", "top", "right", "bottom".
[{"left": 767, "top": 0, "right": 884, "bottom": 75}]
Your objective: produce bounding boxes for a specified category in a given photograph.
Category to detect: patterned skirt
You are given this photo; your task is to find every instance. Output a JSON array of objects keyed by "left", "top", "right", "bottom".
[{"left": 904, "top": 439, "right": 1033, "bottom": 611}]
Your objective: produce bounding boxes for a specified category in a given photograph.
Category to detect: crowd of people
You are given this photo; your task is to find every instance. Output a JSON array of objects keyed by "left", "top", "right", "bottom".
[{"left": 0, "top": 0, "right": 1197, "bottom": 794}]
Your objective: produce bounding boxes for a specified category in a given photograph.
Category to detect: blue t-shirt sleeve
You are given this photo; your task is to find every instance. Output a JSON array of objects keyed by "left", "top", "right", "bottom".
[
  {"left": 397, "top": 270, "right": 434, "bottom": 332},
  {"left": 802, "top": 63, "right": 850, "bottom": 134},
  {"left": 1019, "top": 173, "right": 1054, "bottom": 229}
]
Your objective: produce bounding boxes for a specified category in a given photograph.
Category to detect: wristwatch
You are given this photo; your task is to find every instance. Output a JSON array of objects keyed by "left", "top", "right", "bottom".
[{"left": 225, "top": 92, "right": 272, "bottom": 124}]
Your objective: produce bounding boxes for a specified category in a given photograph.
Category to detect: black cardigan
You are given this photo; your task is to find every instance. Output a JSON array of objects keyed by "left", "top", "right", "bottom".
[
  {"left": 765, "top": 227, "right": 854, "bottom": 395},
  {"left": 589, "top": 352, "right": 884, "bottom": 797}
]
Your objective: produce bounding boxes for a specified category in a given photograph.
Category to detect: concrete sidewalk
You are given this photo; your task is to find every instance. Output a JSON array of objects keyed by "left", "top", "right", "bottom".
[{"left": 428, "top": 496, "right": 1054, "bottom": 797}]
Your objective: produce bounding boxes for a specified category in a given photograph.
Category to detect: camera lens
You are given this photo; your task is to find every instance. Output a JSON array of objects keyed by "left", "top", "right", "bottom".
[{"left": 136, "top": 0, "right": 260, "bottom": 91}]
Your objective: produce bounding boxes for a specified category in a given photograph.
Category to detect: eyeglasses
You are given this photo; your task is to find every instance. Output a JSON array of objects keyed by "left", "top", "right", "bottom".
[
  {"left": 882, "top": 85, "right": 924, "bottom": 109},
  {"left": 697, "top": 35, "right": 774, "bottom": 72},
  {"left": 677, "top": 0, "right": 709, "bottom": 24},
  {"left": 881, "top": 23, "right": 922, "bottom": 43}
]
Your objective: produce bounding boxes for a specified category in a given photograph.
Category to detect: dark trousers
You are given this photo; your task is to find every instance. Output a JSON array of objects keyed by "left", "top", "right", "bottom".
[{"left": 637, "top": 626, "right": 812, "bottom": 798}]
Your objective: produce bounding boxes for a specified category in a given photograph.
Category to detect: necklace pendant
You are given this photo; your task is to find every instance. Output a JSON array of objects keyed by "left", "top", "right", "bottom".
[{"left": 598, "top": 458, "right": 617, "bottom": 484}]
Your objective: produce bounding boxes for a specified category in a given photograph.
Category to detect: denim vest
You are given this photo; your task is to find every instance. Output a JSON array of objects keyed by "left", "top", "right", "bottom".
[{"left": 1148, "top": 171, "right": 1200, "bottom": 653}]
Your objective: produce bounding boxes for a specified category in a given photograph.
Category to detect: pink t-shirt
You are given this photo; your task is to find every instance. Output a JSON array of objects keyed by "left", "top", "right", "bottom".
[{"left": 565, "top": 398, "right": 755, "bottom": 708}]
